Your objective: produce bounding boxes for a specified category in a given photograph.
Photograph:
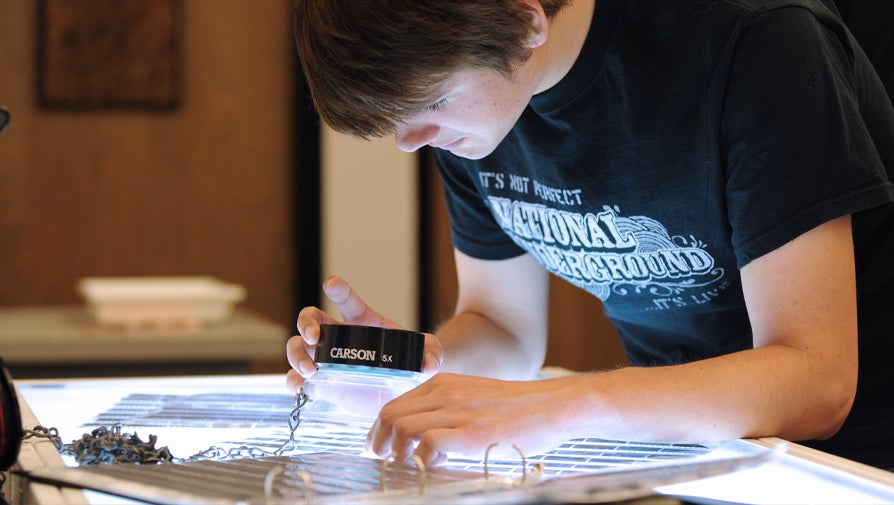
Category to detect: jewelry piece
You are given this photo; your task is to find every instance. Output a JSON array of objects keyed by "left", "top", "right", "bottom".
[
  {"left": 20, "top": 388, "right": 311, "bottom": 465},
  {"left": 274, "top": 388, "right": 310, "bottom": 456}
]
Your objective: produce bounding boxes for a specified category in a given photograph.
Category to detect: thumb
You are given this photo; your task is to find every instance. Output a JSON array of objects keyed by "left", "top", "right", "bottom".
[
  {"left": 323, "top": 276, "right": 401, "bottom": 328},
  {"left": 422, "top": 332, "right": 444, "bottom": 375}
]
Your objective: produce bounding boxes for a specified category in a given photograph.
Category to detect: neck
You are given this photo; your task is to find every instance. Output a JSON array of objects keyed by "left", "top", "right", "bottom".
[{"left": 532, "top": 0, "right": 596, "bottom": 94}]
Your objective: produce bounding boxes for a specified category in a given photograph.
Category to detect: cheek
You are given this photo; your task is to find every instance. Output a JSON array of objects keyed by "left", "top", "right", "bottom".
[
  {"left": 485, "top": 89, "right": 529, "bottom": 125},
  {"left": 453, "top": 99, "right": 518, "bottom": 133},
  {"left": 449, "top": 78, "right": 528, "bottom": 135}
]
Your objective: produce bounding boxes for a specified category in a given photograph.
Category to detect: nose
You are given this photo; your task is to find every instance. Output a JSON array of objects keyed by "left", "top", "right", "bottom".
[{"left": 395, "top": 122, "right": 438, "bottom": 153}]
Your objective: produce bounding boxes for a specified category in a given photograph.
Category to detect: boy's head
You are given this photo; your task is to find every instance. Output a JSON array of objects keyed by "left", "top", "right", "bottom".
[{"left": 293, "top": 0, "right": 571, "bottom": 138}]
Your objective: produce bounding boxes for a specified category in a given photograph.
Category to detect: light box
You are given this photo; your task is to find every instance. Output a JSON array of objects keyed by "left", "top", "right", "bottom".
[{"left": 10, "top": 375, "right": 894, "bottom": 504}]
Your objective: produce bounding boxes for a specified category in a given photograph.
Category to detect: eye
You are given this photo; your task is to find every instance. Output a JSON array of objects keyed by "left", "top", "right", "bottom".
[{"left": 425, "top": 98, "right": 448, "bottom": 112}]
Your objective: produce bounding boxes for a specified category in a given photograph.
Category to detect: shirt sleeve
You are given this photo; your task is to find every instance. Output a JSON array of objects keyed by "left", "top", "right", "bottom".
[
  {"left": 721, "top": 5, "right": 894, "bottom": 268},
  {"left": 433, "top": 150, "right": 526, "bottom": 260}
]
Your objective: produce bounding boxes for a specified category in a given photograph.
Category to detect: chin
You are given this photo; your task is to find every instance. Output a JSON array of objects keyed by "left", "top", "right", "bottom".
[{"left": 448, "top": 143, "right": 497, "bottom": 160}]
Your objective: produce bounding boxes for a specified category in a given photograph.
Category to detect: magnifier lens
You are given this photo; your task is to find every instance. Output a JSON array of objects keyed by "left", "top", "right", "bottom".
[{"left": 303, "top": 325, "right": 427, "bottom": 421}]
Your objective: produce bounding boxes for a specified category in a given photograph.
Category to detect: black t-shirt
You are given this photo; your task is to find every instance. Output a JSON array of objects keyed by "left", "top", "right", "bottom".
[
  {"left": 833, "top": 0, "right": 894, "bottom": 97},
  {"left": 435, "top": 0, "right": 894, "bottom": 468}
]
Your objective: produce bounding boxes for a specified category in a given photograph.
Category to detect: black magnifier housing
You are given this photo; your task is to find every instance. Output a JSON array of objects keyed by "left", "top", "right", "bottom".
[{"left": 0, "top": 108, "right": 9, "bottom": 135}]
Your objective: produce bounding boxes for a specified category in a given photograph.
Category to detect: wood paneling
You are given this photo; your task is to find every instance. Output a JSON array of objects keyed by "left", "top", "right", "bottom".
[
  {"left": 546, "top": 276, "right": 628, "bottom": 372},
  {"left": 422, "top": 153, "right": 628, "bottom": 372},
  {"left": 0, "top": 1, "right": 297, "bottom": 372}
]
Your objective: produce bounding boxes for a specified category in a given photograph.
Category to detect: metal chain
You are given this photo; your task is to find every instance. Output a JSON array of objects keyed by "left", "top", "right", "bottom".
[
  {"left": 182, "top": 389, "right": 310, "bottom": 461},
  {"left": 274, "top": 389, "right": 310, "bottom": 455},
  {"left": 24, "top": 424, "right": 173, "bottom": 466},
  {"left": 22, "top": 425, "right": 63, "bottom": 450},
  {"left": 18, "top": 389, "right": 310, "bottom": 466}
]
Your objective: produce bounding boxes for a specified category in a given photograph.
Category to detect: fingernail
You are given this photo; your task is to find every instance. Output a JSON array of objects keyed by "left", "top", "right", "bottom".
[
  {"left": 423, "top": 352, "right": 440, "bottom": 373},
  {"left": 299, "top": 360, "right": 317, "bottom": 376}
]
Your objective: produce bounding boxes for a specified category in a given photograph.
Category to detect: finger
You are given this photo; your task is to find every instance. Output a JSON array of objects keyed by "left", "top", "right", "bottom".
[
  {"left": 366, "top": 374, "right": 456, "bottom": 457},
  {"left": 415, "top": 429, "right": 463, "bottom": 465},
  {"left": 367, "top": 410, "right": 401, "bottom": 458},
  {"left": 367, "top": 397, "right": 459, "bottom": 461},
  {"left": 422, "top": 333, "right": 443, "bottom": 375},
  {"left": 367, "top": 417, "right": 390, "bottom": 457},
  {"left": 393, "top": 419, "right": 468, "bottom": 463},
  {"left": 390, "top": 424, "right": 418, "bottom": 462},
  {"left": 389, "top": 414, "right": 429, "bottom": 462},
  {"left": 429, "top": 451, "right": 449, "bottom": 467},
  {"left": 286, "top": 334, "right": 318, "bottom": 378},
  {"left": 296, "top": 305, "right": 340, "bottom": 345},
  {"left": 416, "top": 428, "right": 532, "bottom": 465},
  {"left": 285, "top": 369, "right": 304, "bottom": 394},
  {"left": 422, "top": 353, "right": 440, "bottom": 375}
]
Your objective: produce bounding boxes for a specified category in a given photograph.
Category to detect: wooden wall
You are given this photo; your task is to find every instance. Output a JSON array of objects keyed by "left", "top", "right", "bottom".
[{"left": 0, "top": 1, "right": 297, "bottom": 372}]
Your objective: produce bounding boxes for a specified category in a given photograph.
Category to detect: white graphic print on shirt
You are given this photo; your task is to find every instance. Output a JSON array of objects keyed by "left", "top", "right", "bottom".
[{"left": 481, "top": 176, "right": 728, "bottom": 310}]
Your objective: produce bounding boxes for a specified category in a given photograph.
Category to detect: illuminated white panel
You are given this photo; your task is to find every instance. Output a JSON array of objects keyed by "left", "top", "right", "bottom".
[
  {"left": 13, "top": 375, "right": 894, "bottom": 504},
  {"left": 658, "top": 441, "right": 894, "bottom": 504}
]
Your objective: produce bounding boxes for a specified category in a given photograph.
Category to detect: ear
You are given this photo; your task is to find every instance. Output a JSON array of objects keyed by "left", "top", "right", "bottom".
[{"left": 517, "top": 0, "right": 549, "bottom": 49}]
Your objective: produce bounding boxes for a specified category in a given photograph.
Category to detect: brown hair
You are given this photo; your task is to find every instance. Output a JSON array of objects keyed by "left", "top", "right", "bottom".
[{"left": 293, "top": 0, "right": 571, "bottom": 138}]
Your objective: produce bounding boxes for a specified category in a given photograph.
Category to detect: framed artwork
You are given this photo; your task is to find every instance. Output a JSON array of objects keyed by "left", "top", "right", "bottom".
[{"left": 37, "top": 0, "right": 182, "bottom": 109}]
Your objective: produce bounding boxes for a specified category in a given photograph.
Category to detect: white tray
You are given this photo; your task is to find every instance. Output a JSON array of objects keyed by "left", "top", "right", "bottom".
[{"left": 78, "top": 276, "right": 246, "bottom": 326}]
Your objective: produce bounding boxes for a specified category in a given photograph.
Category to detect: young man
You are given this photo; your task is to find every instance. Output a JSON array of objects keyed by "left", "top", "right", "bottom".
[{"left": 286, "top": 0, "right": 894, "bottom": 469}]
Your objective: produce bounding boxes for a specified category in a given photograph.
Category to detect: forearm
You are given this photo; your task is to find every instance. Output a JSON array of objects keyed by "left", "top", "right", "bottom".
[
  {"left": 562, "top": 217, "right": 859, "bottom": 445},
  {"left": 563, "top": 344, "right": 856, "bottom": 444},
  {"left": 438, "top": 250, "right": 551, "bottom": 380},
  {"left": 435, "top": 310, "right": 545, "bottom": 380}
]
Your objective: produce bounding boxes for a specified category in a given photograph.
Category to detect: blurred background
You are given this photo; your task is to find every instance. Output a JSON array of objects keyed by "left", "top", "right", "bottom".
[{"left": 0, "top": 0, "right": 625, "bottom": 380}]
